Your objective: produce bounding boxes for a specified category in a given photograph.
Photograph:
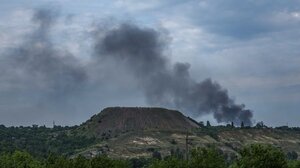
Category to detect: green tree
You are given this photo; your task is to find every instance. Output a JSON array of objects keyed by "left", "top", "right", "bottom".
[
  {"left": 152, "top": 151, "right": 162, "bottom": 160},
  {"left": 288, "top": 160, "right": 300, "bottom": 168},
  {"left": 206, "top": 121, "right": 211, "bottom": 127},
  {"left": 72, "top": 155, "right": 91, "bottom": 168},
  {"left": 130, "top": 157, "right": 151, "bottom": 168},
  {"left": 287, "top": 151, "right": 298, "bottom": 160},
  {"left": 90, "top": 155, "right": 130, "bottom": 168},
  {"left": 233, "top": 144, "right": 288, "bottom": 168},
  {"left": 170, "top": 148, "right": 184, "bottom": 159},
  {"left": 0, "top": 153, "right": 13, "bottom": 168},
  {"left": 198, "top": 121, "right": 205, "bottom": 127},
  {"left": 255, "top": 121, "right": 264, "bottom": 128},
  {"left": 148, "top": 157, "right": 188, "bottom": 168},
  {"left": 91, "top": 156, "right": 113, "bottom": 168},
  {"left": 45, "top": 153, "right": 72, "bottom": 168},
  {"left": 241, "top": 122, "right": 244, "bottom": 128},
  {"left": 0, "top": 151, "right": 42, "bottom": 168},
  {"left": 189, "top": 147, "right": 226, "bottom": 168}
]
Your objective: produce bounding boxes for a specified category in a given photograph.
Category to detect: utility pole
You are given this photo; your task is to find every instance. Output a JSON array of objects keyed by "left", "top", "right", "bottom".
[{"left": 185, "top": 130, "right": 189, "bottom": 161}]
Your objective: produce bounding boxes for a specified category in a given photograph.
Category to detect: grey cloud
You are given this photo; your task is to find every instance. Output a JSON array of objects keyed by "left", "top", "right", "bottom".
[{"left": 183, "top": 0, "right": 300, "bottom": 39}]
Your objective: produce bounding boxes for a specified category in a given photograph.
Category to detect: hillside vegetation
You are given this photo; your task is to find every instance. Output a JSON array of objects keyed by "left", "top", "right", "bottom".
[
  {"left": 0, "top": 107, "right": 300, "bottom": 161},
  {"left": 1, "top": 144, "right": 300, "bottom": 168}
]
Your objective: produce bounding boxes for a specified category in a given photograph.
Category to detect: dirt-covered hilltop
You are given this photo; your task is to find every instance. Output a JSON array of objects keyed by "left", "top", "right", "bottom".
[{"left": 76, "top": 107, "right": 199, "bottom": 138}]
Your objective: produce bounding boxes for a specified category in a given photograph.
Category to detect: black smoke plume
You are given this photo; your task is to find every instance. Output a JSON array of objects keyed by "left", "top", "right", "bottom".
[
  {"left": 95, "top": 24, "right": 253, "bottom": 125},
  {"left": 1, "top": 8, "right": 87, "bottom": 97},
  {"left": 0, "top": 7, "right": 253, "bottom": 126},
  {"left": 0, "top": 7, "right": 89, "bottom": 126}
]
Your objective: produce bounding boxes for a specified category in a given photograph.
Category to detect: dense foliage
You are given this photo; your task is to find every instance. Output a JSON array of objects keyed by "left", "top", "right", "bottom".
[
  {"left": 1, "top": 124, "right": 300, "bottom": 167},
  {"left": 189, "top": 147, "right": 227, "bottom": 168},
  {"left": 1, "top": 122, "right": 300, "bottom": 159},
  {"left": 0, "top": 125, "right": 96, "bottom": 158},
  {"left": 0, "top": 144, "right": 299, "bottom": 168},
  {"left": 232, "top": 144, "right": 288, "bottom": 168},
  {"left": 0, "top": 152, "right": 131, "bottom": 168}
]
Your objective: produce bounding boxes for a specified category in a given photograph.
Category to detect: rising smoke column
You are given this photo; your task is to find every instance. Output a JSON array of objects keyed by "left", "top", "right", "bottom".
[
  {"left": 1, "top": 8, "right": 87, "bottom": 97},
  {"left": 94, "top": 23, "right": 253, "bottom": 125},
  {"left": 0, "top": 7, "right": 253, "bottom": 125},
  {"left": 0, "top": 8, "right": 89, "bottom": 126}
]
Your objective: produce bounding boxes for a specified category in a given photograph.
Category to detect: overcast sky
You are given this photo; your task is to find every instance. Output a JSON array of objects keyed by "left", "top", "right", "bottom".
[{"left": 1, "top": 0, "right": 300, "bottom": 127}]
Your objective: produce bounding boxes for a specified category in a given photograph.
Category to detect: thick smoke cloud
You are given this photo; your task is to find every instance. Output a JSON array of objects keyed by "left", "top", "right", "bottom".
[
  {"left": 0, "top": 8, "right": 90, "bottom": 126},
  {"left": 0, "top": 7, "right": 253, "bottom": 126},
  {"left": 95, "top": 24, "right": 253, "bottom": 125},
  {"left": 1, "top": 8, "right": 87, "bottom": 97}
]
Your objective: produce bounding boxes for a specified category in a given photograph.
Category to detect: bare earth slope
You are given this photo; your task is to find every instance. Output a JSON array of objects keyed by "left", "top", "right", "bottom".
[{"left": 79, "top": 107, "right": 199, "bottom": 137}]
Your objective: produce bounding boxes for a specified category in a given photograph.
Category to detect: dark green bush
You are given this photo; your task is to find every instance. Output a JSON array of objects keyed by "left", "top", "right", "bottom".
[{"left": 233, "top": 144, "right": 288, "bottom": 168}]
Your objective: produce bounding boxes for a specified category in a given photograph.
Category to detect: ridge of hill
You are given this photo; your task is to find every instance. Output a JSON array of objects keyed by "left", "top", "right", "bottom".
[{"left": 77, "top": 107, "right": 199, "bottom": 138}]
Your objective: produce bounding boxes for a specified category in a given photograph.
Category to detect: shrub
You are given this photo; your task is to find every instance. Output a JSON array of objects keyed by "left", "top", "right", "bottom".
[
  {"left": 189, "top": 147, "right": 227, "bottom": 168},
  {"left": 148, "top": 157, "right": 188, "bottom": 168},
  {"left": 233, "top": 144, "right": 288, "bottom": 168}
]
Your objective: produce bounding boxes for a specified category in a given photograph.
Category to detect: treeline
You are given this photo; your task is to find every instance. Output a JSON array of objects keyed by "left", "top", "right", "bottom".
[
  {"left": 1, "top": 122, "right": 300, "bottom": 159},
  {"left": 197, "top": 120, "right": 300, "bottom": 131},
  {"left": 0, "top": 125, "right": 96, "bottom": 158},
  {"left": 0, "top": 144, "right": 299, "bottom": 168}
]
